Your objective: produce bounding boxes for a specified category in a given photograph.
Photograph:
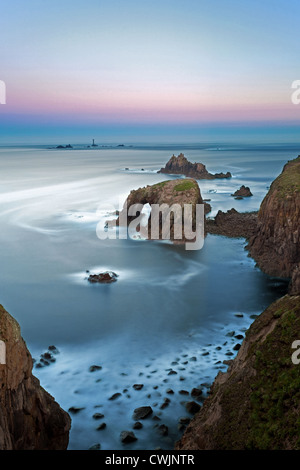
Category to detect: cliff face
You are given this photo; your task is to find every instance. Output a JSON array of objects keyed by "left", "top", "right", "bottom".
[
  {"left": 116, "top": 178, "right": 211, "bottom": 243},
  {"left": 175, "top": 295, "right": 300, "bottom": 450},
  {"left": 176, "top": 155, "right": 300, "bottom": 451},
  {"left": 247, "top": 156, "right": 300, "bottom": 293},
  {"left": 0, "top": 305, "right": 71, "bottom": 450},
  {"left": 158, "top": 153, "right": 232, "bottom": 179}
]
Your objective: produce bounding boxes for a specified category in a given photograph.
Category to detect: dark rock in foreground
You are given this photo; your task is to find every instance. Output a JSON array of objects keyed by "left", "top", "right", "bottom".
[
  {"left": 132, "top": 406, "right": 153, "bottom": 420},
  {"left": 158, "top": 153, "right": 232, "bottom": 180},
  {"left": 120, "top": 431, "right": 137, "bottom": 443},
  {"left": 0, "top": 305, "right": 71, "bottom": 449}
]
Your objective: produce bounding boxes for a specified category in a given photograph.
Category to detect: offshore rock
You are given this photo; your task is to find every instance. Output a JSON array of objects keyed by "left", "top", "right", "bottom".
[
  {"left": 116, "top": 179, "right": 211, "bottom": 244},
  {"left": 158, "top": 153, "right": 232, "bottom": 179},
  {"left": 231, "top": 185, "right": 253, "bottom": 198}
]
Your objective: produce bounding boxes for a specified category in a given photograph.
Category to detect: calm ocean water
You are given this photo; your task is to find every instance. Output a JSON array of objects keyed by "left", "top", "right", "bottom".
[{"left": 0, "top": 142, "right": 296, "bottom": 449}]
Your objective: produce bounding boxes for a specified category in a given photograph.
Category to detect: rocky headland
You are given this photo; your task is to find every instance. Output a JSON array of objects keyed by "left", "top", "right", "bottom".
[
  {"left": 158, "top": 153, "right": 232, "bottom": 180},
  {"left": 247, "top": 155, "right": 300, "bottom": 293},
  {"left": 0, "top": 305, "right": 71, "bottom": 449},
  {"left": 175, "top": 155, "right": 300, "bottom": 450}
]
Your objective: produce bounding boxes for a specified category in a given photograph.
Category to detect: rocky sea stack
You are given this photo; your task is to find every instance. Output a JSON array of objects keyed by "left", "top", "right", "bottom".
[
  {"left": 158, "top": 153, "right": 232, "bottom": 180},
  {"left": 0, "top": 305, "right": 71, "bottom": 449},
  {"left": 231, "top": 185, "right": 253, "bottom": 198},
  {"left": 115, "top": 178, "right": 211, "bottom": 243}
]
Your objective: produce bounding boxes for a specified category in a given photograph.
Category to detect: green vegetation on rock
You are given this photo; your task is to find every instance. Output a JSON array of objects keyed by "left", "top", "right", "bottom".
[
  {"left": 174, "top": 180, "right": 197, "bottom": 192},
  {"left": 247, "top": 298, "right": 300, "bottom": 450},
  {"left": 273, "top": 156, "right": 300, "bottom": 198}
]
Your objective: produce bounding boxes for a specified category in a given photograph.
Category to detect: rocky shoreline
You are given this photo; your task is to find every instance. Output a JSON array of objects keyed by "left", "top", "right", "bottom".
[
  {"left": 175, "top": 155, "right": 300, "bottom": 450},
  {"left": 205, "top": 208, "right": 258, "bottom": 239}
]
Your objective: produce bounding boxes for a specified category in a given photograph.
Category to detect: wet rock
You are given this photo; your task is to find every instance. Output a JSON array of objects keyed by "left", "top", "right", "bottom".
[
  {"left": 109, "top": 393, "right": 121, "bottom": 401},
  {"left": 120, "top": 431, "right": 137, "bottom": 443},
  {"left": 93, "top": 413, "right": 104, "bottom": 420},
  {"left": 160, "top": 398, "right": 170, "bottom": 410},
  {"left": 152, "top": 415, "right": 161, "bottom": 421},
  {"left": 185, "top": 401, "right": 201, "bottom": 414},
  {"left": 179, "top": 390, "right": 189, "bottom": 395},
  {"left": 133, "top": 384, "right": 144, "bottom": 390},
  {"left": 89, "top": 365, "right": 102, "bottom": 372},
  {"left": 133, "top": 406, "right": 153, "bottom": 420},
  {"left": 68, "top": 406, "right": 85, "bottom": 414},
  {"left": 191, "top": 388, "right": 203, "bottom": 398},
  {"left": 89, "top": 443, "right": 101, "bottom": 450},
  {"left": 133, "top": 421, "right": 143, "bottom": 430},
  {"left": 88, "top": 271, "right": 118, "bottom": 284},
  {"left": 233, "top": 343, "right": 241, "bottom": 351},
  {"left": 96, "top": 423, "right": 106, "bottom": 430},
  {"left": 48, "top": 345, "right": 59, "bottom": 354},
  {"left": 179, "top": 417, "right": 191, "bottom": 425},
  {"left": 157, "top": 424, "right": 168, "bottom": 436},
  {"left": 166, "top": 388, "right": 174, "bottom": 394}
]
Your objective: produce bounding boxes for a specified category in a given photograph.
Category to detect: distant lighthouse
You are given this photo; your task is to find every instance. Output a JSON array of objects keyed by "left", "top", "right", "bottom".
[{"left": 92, "top": 139, "right": 98, "bottom": 147}]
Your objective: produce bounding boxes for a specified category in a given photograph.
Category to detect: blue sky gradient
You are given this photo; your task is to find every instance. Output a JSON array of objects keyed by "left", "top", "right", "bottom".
[{"left": 1, "top": 0, "right": 300, "bottom": 143}]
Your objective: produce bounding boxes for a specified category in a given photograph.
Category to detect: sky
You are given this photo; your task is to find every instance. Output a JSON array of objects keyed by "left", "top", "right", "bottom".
[{"left": 0, "top": 0, "right": 300, "bottom": 143}]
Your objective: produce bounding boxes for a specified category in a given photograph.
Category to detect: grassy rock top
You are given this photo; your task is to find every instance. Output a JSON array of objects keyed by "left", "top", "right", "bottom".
[
  {"left": 270, "top": 155, "right": 300, "bottom": 198},
  {"left": 127, "top": 178, "right": 202, "bottom": 207}
]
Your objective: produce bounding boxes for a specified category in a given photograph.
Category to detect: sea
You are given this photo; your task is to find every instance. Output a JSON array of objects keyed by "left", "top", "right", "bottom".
[{"left": 0, "top": 141, "right": 297, "bottom": 450}]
